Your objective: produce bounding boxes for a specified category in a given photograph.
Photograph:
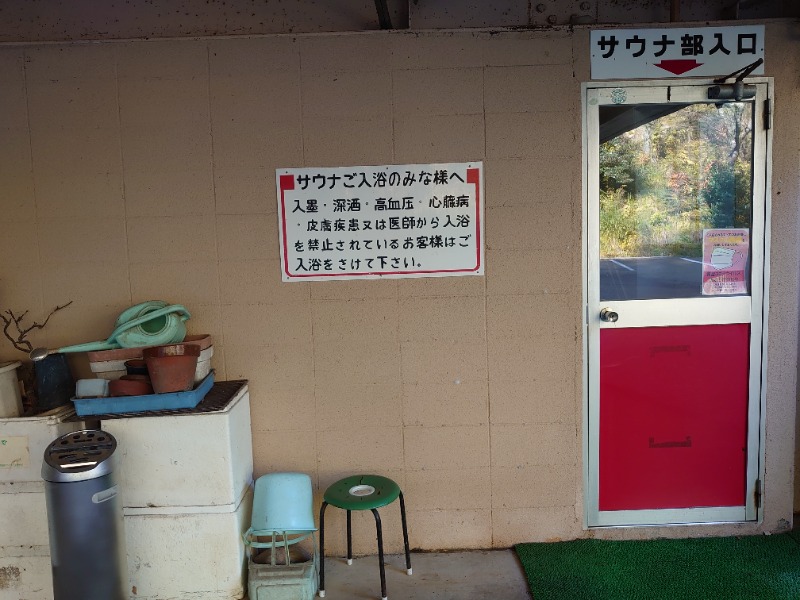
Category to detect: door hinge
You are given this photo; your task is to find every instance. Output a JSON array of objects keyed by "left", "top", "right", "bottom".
[
  {"left": 754, "top": 478, "right": 762, "bottom": 509},
  {"left": 763, "top": 99, "right": 772, "bottom": 130}
]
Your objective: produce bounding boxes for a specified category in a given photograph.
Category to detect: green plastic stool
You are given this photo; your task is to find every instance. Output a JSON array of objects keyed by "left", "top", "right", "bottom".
[{"left": 318, "top": 475, "right": 411, "bottom": 600}]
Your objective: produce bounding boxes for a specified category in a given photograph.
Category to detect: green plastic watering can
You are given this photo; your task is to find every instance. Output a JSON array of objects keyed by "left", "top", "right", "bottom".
[{"left": 30, "top": 301, "right": 191, "bottom": 361}]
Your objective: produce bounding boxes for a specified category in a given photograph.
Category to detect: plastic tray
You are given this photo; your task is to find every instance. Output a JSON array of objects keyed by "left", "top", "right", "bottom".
[{"left": 72, "top": 372, "right": 214, "bottom": 417}]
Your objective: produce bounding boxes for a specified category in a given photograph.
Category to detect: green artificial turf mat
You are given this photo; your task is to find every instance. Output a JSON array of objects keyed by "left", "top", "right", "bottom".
[{"left": 515, "top": 534, "right": 800, "bottom": 600}]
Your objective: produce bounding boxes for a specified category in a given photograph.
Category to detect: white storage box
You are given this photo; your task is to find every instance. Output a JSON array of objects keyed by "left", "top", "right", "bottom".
[
  {"left": 0, "top": 482, "right": 53, "bottom": 600},
  {"left": 100, "top": 382, "right": 252, "bottom": 510},
  {"left": 0, "top": 405, "right": 82, "bottom": 483},
  {"left": 123, "top": 486, "right": 252, "bottom": 600},
  {"left": 0, "top": 481, "right": 49, "bottom": 547},
  {"left": 0, "top": 407, "right": 79, "bottom": 600},
  {"left": 0, "top": 549, "right": 53, "bottom": 600}
]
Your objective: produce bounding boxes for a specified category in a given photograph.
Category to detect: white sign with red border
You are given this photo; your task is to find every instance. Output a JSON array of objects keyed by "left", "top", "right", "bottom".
[
  {"left": 277, "top": 163, "right": 484, "bottom": 282},
  {"left": 591, "top": 26, "right": 764, "bottom": 80}
]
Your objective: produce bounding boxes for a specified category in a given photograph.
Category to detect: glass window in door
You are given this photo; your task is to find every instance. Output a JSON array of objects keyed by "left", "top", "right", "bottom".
[{"left": 599, "top": 102, "right": 754, "bottom": 301}]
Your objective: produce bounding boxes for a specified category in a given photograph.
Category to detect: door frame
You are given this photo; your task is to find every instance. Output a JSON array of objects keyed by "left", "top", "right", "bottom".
[{"left": 581, "top": 78, "right": 774, "bottom": 528}]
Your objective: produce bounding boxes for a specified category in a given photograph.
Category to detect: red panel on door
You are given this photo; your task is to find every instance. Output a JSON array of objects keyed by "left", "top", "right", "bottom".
[{"left": 599, "top": 324, "right": 749, "bottom": 511}]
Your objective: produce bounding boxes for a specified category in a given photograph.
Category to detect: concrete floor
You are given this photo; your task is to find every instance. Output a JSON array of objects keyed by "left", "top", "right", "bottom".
[{"left": 318, "top": 550, "right": 532, "bottom": 600}]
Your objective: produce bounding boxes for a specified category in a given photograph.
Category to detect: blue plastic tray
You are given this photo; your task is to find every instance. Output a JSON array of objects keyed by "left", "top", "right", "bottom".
[{"left": 73, "top": 372, "right": 215, "bottom": 417}]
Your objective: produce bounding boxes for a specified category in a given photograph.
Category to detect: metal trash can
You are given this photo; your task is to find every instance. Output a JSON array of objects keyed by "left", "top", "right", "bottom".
[{"left": 42, "top": 430, "right": 126, "bottom": 600}]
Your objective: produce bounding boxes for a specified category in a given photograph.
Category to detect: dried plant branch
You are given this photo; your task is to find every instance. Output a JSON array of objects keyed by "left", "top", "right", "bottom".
[
  {"left": 1, "top": 301, "right": 73, "bottom": 355},
  {"left": 20, "top": 301, "right": 73, "bottom": 336},
  {"left": 1, "top": 312, "right": 31, "bottom": 352}
]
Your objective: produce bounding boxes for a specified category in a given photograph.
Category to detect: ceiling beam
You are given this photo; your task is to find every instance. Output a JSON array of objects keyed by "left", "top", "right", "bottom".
[{"left": 374, "top": 0, "right": 393, "bottom": 29}]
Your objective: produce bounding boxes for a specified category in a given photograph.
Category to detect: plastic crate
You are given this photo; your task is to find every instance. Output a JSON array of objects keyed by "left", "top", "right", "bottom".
[{"left": 248, "top": 556, "right": 318, "bottom": 600}]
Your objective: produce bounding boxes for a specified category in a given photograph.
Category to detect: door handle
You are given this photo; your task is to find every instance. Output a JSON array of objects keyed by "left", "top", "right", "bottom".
[{"left": 600, "top": 308, "right": 618, "bottom": 322}]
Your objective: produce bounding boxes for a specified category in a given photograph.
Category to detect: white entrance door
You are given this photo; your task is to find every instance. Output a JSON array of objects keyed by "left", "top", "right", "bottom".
[{"left": 584, "top": 81, "right": 771, "bottom": 527}]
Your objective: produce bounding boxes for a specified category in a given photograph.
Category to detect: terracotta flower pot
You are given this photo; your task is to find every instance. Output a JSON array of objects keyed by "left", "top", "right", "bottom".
[
  {"left": 109, "top": 378, "right": 154, "bottom": 397},
  {"left": 143, "top": 344, "right": 200, "bottom": 394}
]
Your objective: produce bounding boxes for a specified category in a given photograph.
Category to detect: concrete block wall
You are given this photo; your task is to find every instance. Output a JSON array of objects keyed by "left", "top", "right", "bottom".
[
  {"left": 766, "top": 21, "right": 800, "bottom": 516},
  {"left": 0, "top": 24, "right": 797, "bottom": 552}
]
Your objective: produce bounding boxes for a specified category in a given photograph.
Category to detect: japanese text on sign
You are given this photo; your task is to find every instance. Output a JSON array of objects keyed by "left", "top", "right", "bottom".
[
  {"left": 702, "top": 228, "right": 749, "bottom": 296},
  {"left": 277, "top": 163, "right": 484, "bottom": 282},
  {"left": 591, "top": 26, "right": 764, "bottom": 79}
]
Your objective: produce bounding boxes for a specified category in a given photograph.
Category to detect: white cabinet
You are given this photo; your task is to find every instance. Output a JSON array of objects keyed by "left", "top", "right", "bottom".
[
  {"left": 101, "top": 381, "right": 253, "bottom": 600},
  {"left": 0, "top": 406, "right": 82, "bottom": 600},
  {"left": 102, "top": 381, "right": 253, "bottom": 509},
  {"left": 123, "top": 487, "right": 252, "bottom": 600}
]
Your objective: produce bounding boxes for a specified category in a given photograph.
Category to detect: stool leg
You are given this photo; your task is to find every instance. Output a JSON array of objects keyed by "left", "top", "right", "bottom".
[
  {"left": 319, "top": 502, "right": 328, "bottom": 598},
  {"left": 399, "top": 492, "right": 412, "bottom": 575},
  {"left": 371, "top": 509, "right": 387, "bottom": 600},
  {"left": 347, "top": 510, "right": 353, "bottom": 565}
]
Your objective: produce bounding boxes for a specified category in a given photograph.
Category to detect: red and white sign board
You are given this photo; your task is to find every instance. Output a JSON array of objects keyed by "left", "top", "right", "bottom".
[
  {"left": 591, "top": 26, "right": 764, "bottom": 80},
  {"left": 277, "top": 162, "right": 484, "bottom": 282}
]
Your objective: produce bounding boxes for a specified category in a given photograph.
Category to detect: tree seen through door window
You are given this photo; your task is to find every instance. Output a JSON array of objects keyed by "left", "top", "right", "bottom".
[{"left": 599, "top": 102, "right": 753, "bottom": 259}]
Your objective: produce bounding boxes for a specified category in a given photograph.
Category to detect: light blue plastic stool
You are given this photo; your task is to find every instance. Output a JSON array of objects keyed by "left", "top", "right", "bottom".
[
  {"left": 244, "top": 473, "right": 318, "bottom": 600},
  {"left": 244, "top": 472, "right": 318, "bottom": 564}
]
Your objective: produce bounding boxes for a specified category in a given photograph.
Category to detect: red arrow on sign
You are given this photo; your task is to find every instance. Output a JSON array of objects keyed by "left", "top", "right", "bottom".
[{"left": 653, "top": 59, "right": 704, "bottom": 75}]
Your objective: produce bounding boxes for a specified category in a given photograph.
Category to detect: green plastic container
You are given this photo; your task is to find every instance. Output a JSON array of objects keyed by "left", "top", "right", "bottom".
[
  {"left": 247, "top": 555, "right": 317, "bottom": 600},
  {"left": 56, "top": 301, "right": 191, "bottom": 354}
]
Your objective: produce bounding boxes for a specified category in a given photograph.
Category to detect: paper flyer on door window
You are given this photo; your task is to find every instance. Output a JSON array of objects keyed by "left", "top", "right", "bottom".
[{"left": 701, "top": 229, "right": 749, "bottom": 295}]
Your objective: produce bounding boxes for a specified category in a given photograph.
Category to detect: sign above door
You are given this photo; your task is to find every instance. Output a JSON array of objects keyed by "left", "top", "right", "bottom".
[{"left": 590, "top": 26, "right": 765, "bottom": 80}]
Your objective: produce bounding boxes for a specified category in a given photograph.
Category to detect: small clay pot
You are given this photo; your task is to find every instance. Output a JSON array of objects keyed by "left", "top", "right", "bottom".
[
  {"left": 109, "top": 378, "right": 154, "bottom": 397},
  {"left": 143, "top": 344, "right": 200, "bottom": 394},
  {"left": 120, "top": 374, "right": 151, "bottom": 382}
]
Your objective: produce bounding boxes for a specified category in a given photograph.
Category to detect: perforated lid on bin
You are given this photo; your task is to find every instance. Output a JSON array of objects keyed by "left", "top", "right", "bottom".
[{"left": 42, "top": 430, "right": 117, "bottom": 483}]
